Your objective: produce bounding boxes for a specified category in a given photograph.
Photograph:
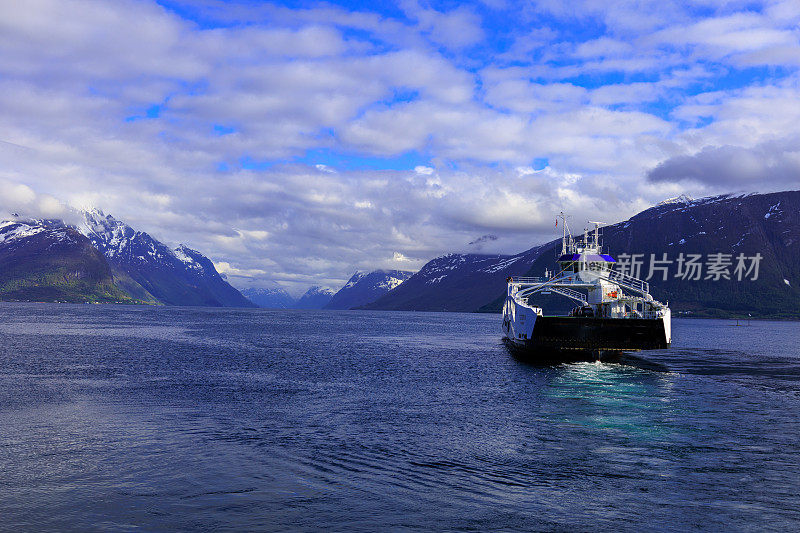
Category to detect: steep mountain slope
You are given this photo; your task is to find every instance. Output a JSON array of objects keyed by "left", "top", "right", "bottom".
[
  {"left": 367, "top": 190, "right": 800, "bottom": 318},
  {"left": 80, "top": 210, "right": 254, "bottom": 308},
  {"left": 361, "top": 248, "right": 550, "bottom": 312},
  {"left": 0, "top": 219, "right": 145, "bottom": 303},
  {"left": 325, "top": 270, "right": 414, "bottom": 310},
  {"left": 295, "top": 286, "right": 334, "bottom": 309},
  {"left": 241, "top": 287, "right": 296, "bottom": 308},
  {"left": 571, "top": 191, "right": 799, "bottom": 318},
  {"left": 173, "top": 244, "right": 254, "bottom": 307}
]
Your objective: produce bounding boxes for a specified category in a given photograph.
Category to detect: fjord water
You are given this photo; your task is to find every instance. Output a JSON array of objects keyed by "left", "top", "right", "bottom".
[{"left": 1, "top": 304, "right": 799, "bottom": 531}]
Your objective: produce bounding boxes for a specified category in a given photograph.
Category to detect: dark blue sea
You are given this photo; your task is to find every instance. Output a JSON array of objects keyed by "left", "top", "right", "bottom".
[{"left": 1, "top": 303, "right": 799, "bottom": 531}]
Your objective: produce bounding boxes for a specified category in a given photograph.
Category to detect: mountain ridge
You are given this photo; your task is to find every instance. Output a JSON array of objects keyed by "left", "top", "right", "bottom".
[
  {"left": 365, "top": 190, "right": 800, "bottom": 318},
  {"left": 0, "top": 211, "right": 254, "bottom": 307},
  {"left": 295, "top": 286, "right": 335, "bottom": 309},
  {"left": 0, "top": 219, "right": 145, "bottom": 303},
  {"left": 78, "top": 209, "right": 254, "bottom": 308},
  {"left": 241, "top": 287, "right": 295, "bottom": 308},
  {"left": 325, "top": 269, "right": 414, "bottom": 310}
]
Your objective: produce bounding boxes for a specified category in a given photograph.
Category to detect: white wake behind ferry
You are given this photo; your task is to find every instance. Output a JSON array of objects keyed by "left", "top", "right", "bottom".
[{"left": 502, "top": 215, "right": 671, "bottom": 358}]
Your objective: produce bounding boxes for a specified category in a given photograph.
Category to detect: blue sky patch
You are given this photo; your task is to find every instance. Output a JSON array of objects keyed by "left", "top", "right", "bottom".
[{"left": 234, "top": 148, "right": 431, "bottom": 172}]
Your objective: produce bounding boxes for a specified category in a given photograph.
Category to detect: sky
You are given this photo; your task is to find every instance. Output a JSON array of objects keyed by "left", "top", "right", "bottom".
[{"left": 1, "top": 0, "right": 799, "bottom": 295}]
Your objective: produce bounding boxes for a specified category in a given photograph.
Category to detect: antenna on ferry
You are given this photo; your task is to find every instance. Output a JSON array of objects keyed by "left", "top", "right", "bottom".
[
  {"left": 588, "top": 221, "right": 604, "bottom": 249},
  {"left": 557, "top": 212, "right": 571, "bottom": 255}
]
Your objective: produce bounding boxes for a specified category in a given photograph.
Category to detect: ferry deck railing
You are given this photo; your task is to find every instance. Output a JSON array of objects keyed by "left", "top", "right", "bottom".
[
  {"left": 607, "top": 270, "right": 649, "bottom": 295},
  {"left": 548, "top": 286, "right": 588, "bottom": 306},
  {"left": 510, "top": 271, "right": 650, "bottom": 296},
  {"left": 509, "top": 274, "right": 666, "bottom": 319},
  {"left": 511, "top": 277, "right": 588, "bottom": 306},
  {"left": 509, "top": 277, "right": 547, "bottom": 284}
]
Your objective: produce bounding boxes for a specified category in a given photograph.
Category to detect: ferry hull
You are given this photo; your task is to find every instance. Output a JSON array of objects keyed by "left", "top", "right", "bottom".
[{"left": 505, "top": 316, "right": 670, "bottom": 354}]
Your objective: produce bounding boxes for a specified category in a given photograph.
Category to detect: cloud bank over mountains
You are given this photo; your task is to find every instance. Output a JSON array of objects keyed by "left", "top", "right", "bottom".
[{"left": 1, "top": 0, "right": 799, "bottom": 292}]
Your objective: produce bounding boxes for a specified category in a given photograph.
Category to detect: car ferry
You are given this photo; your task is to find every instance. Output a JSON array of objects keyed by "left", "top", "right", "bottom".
[{"left": 502, "top": 215, "right": 671, "bottom": 359}]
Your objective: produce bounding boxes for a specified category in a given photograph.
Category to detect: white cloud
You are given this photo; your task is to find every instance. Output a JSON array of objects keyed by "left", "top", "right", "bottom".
[
  {"left": 648, "top": 12, "right": 799, "bottom": 60},
  {"left": 401, "top": 1, "right": 485, "bottom": 50},
  {"left": 0, "top": 180, "right": 70, "bottom": 220}
]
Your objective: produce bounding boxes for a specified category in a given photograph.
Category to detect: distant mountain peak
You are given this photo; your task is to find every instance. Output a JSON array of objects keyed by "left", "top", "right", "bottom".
[
  {"left": 241, "top": 286, "right": 295, "bottom": 309},
  {"left": 325, "top": 269, "right": 414, "bottom": 310},
  {"left": 294, "top": 285, "right": 335, "bottom": 309},
  {"left": 305, "top": 285, "right": 335, "bottom": 295},
  {"left": 656, "top": 194, "right": 693, "bottom": 206}
]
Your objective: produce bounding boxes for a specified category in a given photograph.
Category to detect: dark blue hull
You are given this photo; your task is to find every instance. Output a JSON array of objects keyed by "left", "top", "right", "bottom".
[{"left": 505, "top": 315, "right": 670, "bottom": 355}]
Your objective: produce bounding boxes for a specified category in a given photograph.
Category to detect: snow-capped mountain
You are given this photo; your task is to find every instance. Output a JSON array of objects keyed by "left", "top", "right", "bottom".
[
  {"left": 0, "top": 218, "right": 141, "bottom": 303},
  {"left": 325, "top": 269, "right": 414, "bottom": 309},
  {"left": 241, "top": 287, "right": 296, "bottom": 308},
  {"left": 295, "top": 286, "right": 334, "bottom": 309},
  {"left": 656, "top": 194, "right": 694, "bottom": 206},
  {"left": 79, "top": 209, "right": 173, "bottom": 264},
  {"left": 77, "top": 209, "right": 254, "bottom": 307},
  {"left": 361, "top": 248, "right": 548, "bottom": 312},
  {"left": 0, "top": 218, "right": 61, "bottom": 246},
  {"left": 365, "top": 190, "right": 800, "bottom": 317}
]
